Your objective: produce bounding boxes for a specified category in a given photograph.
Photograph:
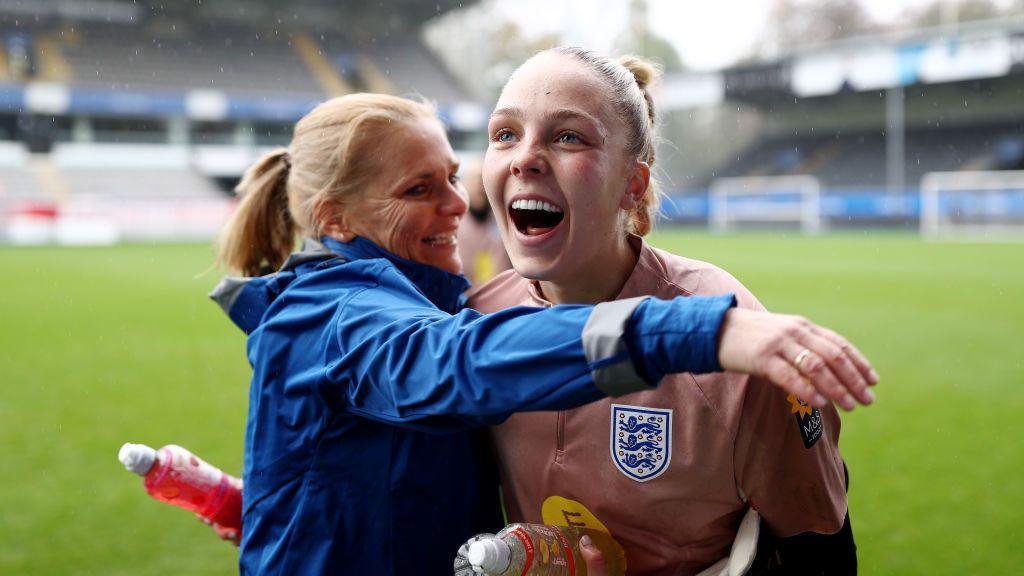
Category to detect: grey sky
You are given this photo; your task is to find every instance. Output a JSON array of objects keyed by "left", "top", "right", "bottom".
[{"left": 494, "top": 0, "right": 1018, "bottom": 71}]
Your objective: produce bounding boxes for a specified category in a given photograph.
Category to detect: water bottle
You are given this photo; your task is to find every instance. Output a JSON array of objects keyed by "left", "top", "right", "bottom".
[
  {"left": 465, "top": 523, "right": 626, "bottom": 576},
  {"left": 118, "top": 443, "right": 243, "bottom": 539}
]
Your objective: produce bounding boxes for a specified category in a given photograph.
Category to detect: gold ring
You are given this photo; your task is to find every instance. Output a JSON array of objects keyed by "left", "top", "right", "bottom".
[{"left": 794, "top": 349, "right": 811, "bottom": 367}]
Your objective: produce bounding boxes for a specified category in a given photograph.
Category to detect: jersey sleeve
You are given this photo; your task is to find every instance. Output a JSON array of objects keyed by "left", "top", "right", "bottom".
[
  {"left": 327, "top": 264, "right": 735, "bottom": 433},
  {"left": 733, "top": 377, "right": 849, "bottom": 537}
]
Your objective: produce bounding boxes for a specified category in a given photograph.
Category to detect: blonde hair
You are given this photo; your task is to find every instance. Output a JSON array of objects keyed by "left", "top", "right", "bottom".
[
  {"left": 218, "top": 94, "right": 437, "bottom": 276},
  {"left": 545, "top": 47, "right": 662, "bottom": 236}
]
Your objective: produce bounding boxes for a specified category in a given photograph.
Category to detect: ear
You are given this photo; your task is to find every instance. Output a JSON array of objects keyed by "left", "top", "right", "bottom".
[
  {"left": 619, "top": 161, "right": 650, "bottom": 211},
  {"left": 315, "top": 200, "right": 355, "bottom": 242}
]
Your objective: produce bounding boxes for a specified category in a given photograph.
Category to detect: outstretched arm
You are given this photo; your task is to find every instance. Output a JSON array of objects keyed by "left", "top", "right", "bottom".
[{"left": 333, "top": 266, "right": 877, "bottom": 431}]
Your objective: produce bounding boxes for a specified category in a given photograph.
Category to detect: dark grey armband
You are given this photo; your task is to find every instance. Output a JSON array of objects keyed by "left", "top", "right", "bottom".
[{"left": 582, "top": 296, "right": 652, "bottom": 397}]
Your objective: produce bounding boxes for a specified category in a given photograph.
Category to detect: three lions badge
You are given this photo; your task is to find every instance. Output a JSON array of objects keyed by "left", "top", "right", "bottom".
[{"left": 611, "top": 404, "right": 672, "bottom": 482}]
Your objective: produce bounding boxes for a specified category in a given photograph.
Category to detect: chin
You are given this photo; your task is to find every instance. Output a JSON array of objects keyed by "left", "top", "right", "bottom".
[
  {"left": 509, "top": 254, "right": 562, "bottom": 283},
  {"left": 433, "top": 257, "right": 463, "bottom": 276}
]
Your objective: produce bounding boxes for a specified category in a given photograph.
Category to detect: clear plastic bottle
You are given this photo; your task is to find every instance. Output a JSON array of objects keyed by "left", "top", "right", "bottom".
[
  {"left": 466, "top": 523, "right": 626, "bottom": 576},
  {"left": 118, "top": 443, "right": 243, "bottom": 538}
]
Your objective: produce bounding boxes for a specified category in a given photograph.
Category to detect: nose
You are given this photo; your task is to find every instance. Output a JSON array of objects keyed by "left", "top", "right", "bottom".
[
  {"left": 510, "top": 139, "right": 548, "bottom": 178},
  {"left": 439, "top": 178, "right": 468, "bottom": 217}
]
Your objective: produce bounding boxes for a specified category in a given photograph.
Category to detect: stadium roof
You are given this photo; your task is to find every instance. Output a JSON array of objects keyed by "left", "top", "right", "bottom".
[
  {"left": 0, "top": 0, "right": 475, "bottom": 31},
  {"left": 659, "top": 15, "right": 1024, "bottom": 110}
]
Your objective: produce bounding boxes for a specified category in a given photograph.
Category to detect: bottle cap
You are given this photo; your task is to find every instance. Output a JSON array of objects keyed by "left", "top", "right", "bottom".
[
  {"left": 118, "top": 443, "right": 157, "bottom": 476},
  {"left": 467, "top": 537, "right": 511, "bottom": 574}
]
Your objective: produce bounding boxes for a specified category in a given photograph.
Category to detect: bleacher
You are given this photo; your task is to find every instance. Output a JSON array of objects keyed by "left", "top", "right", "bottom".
[
  {"left": 0, "top": 9, "right": 481, "bottom": 245},
  {"left": 705, "top": 123, "right": 1024, "bottom": 190},
  {"left": 60, "top": 22, "right": 325, "bottom": 98}
]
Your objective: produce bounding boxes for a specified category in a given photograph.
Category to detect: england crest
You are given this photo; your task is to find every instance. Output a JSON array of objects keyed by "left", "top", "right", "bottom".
[{"left": 611, "top": 404, "right": 672, "bottom": 482}]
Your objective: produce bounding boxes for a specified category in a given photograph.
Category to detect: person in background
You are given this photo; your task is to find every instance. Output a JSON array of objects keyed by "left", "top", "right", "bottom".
[
  {"left": 468, "top": 47, "right": 870, "bottom": 575},
  {"left": 457, "top": 159, "right": 512, "bottom": 285}
]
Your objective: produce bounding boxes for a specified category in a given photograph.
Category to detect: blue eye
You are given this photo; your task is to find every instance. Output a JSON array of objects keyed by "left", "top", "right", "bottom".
[
  {"left": 557, "top": 132, "right": 582, "bottom": 144},
  {"left": 494, "top": 129, "right": 516, "bottom": 143}
]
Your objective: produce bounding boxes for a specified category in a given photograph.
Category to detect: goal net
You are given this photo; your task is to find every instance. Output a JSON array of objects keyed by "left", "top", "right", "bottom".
[
  {"left": 920, "top": 171, "right": 1024, "bottom": 241},
  {"left": 708, "top": 175, "right": 822, "bottom": 234}
]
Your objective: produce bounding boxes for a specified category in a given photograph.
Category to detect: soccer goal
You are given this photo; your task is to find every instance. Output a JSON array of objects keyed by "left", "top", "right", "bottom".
[
  {"left": 920, "top": 171, "right": 1024, "bottom": 241},
  {"left": 708, "top": 175, "right": 822, "bottom": 234}
]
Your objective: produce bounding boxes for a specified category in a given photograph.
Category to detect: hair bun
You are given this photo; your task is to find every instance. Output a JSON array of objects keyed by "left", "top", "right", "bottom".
[{"left": 617, "top": 55, "right": 661, "bottom": 91}]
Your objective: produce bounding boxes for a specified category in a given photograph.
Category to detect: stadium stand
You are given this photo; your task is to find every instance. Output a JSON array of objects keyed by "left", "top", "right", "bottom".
[
  {"left": 656, "top": 17, "right": 1024, "bottom": 234},
  {"left": 60, "top": 22, "right": 325, "bottom": 98},
  {"left": 0, "top": 0, "right": 479, "bottom": 244},
  {"left": 707, "top": 123, "right": 1024, "bottom": 189}
]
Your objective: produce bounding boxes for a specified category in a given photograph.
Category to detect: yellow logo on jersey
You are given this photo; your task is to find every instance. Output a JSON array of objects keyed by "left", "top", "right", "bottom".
[
  {"left": 541, "top": 496, "right": 627, "bottom": 570},
  {"left": 541, "top": 495, "right": 612, "bottom": 533}
]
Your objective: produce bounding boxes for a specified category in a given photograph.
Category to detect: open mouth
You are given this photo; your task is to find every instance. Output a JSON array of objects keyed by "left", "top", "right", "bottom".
[{"left": 509, "top": 198, "right": 565, "bottom": 236}]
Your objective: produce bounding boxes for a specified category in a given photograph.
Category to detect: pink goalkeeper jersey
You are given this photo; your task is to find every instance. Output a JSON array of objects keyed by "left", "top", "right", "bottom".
[{"left": 467, "top": 236, "right": 848, "bottom": 576}]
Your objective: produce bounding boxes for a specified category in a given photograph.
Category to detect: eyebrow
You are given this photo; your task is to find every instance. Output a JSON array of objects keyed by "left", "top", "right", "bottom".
[
  {"left": 396, "top": 162, "right": 460, "bottom": 188},
  {"left": 489, "top": 106, "right": 607, "bottom": 139}
]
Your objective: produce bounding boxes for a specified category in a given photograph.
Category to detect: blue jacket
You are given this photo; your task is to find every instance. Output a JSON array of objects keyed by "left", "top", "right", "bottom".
[{"left": 210, "top": 236, "right": 734, "bottom": 575}]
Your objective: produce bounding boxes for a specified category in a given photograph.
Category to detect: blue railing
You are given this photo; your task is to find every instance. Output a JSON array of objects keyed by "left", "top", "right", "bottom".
[{"left": 662, "top": 188, "right": 1024, "bottom": 223}]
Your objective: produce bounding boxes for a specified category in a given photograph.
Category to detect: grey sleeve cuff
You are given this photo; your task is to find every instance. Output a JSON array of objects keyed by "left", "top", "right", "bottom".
[
  {"left": 582, "top": 296, "right": 651, "bottom": 397},
  {"left": 209, "top": 276, "right": 248, "bottom": 315}
]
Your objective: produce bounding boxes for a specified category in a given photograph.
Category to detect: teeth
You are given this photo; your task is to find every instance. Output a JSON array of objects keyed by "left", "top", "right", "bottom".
[
  {"left": 511, "top": 199, "right": 564, "bottom": 213},
  {"left": 423, "top": 234, "right": 456, "bottom": 245}
]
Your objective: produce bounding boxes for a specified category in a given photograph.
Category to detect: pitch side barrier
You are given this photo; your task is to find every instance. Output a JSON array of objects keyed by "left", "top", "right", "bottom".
[{"left": 664, "top": 175, "right": 1024, "bottom": 235}]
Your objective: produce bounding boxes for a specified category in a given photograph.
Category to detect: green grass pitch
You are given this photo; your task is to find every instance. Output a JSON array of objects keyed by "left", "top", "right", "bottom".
[{"left": 0, "top": 230, "right": 1020, "bottom": 574}]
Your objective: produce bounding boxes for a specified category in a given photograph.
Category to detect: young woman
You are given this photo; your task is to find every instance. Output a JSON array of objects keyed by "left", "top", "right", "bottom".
[{"left": 470, "top": 47, "right": 874, "bottom": 575}]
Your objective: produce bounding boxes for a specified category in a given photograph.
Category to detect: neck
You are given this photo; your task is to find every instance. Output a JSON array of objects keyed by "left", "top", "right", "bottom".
[{"left": 538, "top": 235, "right": 639, "bottom": 305}]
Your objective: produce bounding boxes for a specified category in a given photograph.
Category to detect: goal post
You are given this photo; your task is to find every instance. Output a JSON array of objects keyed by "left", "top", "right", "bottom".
[
  {"left": 709, "top": 175, "right": 822, "bottom": 234},
  {"left": 920, "top": 170, "right": 1024, "bottom": 241}
]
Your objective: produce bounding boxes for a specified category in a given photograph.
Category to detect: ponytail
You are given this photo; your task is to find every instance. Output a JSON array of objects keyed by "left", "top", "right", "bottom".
[
  {"left": 618, "top": 54, "right": 662, "bottom": 237},
  {"left": 218, "top": 148, "right": 295, "bottom": 276}
]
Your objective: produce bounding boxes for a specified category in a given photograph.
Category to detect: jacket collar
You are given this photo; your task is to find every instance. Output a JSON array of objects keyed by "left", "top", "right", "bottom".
[
  {"left": 210, "top": 236, "right": 470, "bottom": 335},
  {"left": 320, "top": 236, "right": 470, "bottom": 313}
]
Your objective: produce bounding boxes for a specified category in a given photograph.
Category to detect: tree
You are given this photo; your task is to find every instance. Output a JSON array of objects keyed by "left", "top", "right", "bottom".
[
  {"left": 612, "top": 0, "right": 685, "bottom": 71},
  {"left": 908, "top": 0, "right": 1006, "bottom": 28},
  {"left": 755, "top": 0, "right": 877, "bottom": 58}
]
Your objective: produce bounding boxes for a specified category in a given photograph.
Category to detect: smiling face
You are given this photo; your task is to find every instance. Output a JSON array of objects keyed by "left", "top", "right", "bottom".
[
  {"left": 484, "top": 52, "right": 648, "bottom": 287},
  {"left": 337, "top": 118, "right": 467, "bottom": 274}
]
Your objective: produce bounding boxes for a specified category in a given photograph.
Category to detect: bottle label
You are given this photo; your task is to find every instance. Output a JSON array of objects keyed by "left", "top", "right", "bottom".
[
  {"left": 521, "top": 525, "right": 573, "bottom": 572},
  {"left": 509, "top": 527, "right": 535, "bottom": 576},
  {"left": 552, "top": 527, "right": 575, "bottom": 575},
  {"left": 167, "top": 450, "right": 221, "bottom": 493}
]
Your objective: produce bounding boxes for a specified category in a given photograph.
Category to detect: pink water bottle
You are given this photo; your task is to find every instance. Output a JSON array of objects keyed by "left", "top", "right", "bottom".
[{"left": 118, "top": 443, "right": 243, "bottom": 539}]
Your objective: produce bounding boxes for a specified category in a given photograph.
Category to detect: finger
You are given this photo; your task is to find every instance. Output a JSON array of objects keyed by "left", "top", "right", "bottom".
[
  {"left": 811, "top": 325, "right": 880, "bottom": 386},
  {"left": 795, "top": 333, "right": 874, "bottom": 406},
  {"left": 765, "top": 356, "right": 827, "bottom": 407},
  {"left": 579, "top": 535, "right": 607, "bottom": 576},
  {"left": 197, "top": 515, "right": 212, "bottom": 525},
  {"left": 790, "top": 343, "right": 856, "bottom": 411}
]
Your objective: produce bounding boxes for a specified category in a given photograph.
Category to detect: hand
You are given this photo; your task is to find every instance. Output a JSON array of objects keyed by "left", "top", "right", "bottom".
[
  {"left": 197, "top": 515, "right": 240, "bottom": 548},
  {"left": 580, "top": 535, "right": 607, "bottom": 576},
  {"left": 717, "top": 308, "right": 878, "bottom": 411}
]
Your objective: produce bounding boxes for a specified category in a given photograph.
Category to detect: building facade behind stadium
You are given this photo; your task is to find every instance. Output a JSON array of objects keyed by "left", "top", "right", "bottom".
[{"left": 0, "top": 0, "right": 1022, "bottom": 244}]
